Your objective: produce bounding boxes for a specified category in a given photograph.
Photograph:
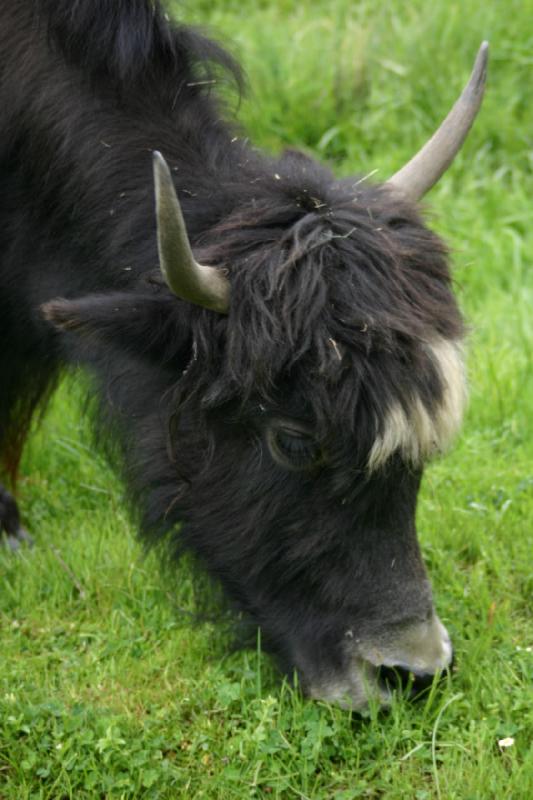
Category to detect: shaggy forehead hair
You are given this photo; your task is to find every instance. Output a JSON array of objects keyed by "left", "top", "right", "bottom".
[{"left": 179, "top": 152, "right": 465, "bottom": 468}]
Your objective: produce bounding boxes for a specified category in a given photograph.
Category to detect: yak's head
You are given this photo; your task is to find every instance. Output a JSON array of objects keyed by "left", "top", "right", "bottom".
[{"left": 45, "top": 45, "right": 487, "bottom": 710}]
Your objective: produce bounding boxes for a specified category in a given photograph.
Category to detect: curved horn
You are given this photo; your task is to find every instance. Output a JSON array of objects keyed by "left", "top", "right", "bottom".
[
  {"left": 388, "top": 42, "right": 489, "bottom": 200},
  {"left": 153, "top": 151, "right": 230, "bottom": 314}
]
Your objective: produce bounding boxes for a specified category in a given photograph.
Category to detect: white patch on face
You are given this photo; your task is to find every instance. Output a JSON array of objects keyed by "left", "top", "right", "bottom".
[{"left": 367, "top": 337, "right": 467, "bottom": 471}]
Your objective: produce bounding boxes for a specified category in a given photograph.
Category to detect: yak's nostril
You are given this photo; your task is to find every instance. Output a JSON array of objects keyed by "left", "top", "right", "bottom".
[{"left": 362, "top": 614, "right": 454, "bottom": 680}]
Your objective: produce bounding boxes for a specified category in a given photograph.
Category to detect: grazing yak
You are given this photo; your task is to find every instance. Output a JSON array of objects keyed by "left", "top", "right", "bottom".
[{"left": 0, "top": 0, "right": 487, "bottom": 708}]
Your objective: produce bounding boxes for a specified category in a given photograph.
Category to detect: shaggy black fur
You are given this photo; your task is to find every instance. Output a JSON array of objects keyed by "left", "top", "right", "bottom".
[{"left": 0, "top": 1, "right": 464, "bottom": 690}]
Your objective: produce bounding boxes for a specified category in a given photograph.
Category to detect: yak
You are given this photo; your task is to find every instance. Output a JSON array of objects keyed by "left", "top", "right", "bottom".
[{"left": 0, "top": 0, "right": 487, "bottom": 709}]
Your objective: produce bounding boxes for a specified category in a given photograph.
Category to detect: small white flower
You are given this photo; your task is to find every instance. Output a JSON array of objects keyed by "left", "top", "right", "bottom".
[{"left": 498, "top": 737, "right": 515, "bottom": 749}]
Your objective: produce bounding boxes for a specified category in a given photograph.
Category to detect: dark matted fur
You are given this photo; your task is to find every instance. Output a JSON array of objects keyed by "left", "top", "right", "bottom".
[{"left": 0, "top": 1, "right": 463, "bottom": 684}]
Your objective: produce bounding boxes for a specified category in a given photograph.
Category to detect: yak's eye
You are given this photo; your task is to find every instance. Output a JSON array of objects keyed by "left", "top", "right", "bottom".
[{"left": 267, "top": 421, "right": 322, "bottom": 470}]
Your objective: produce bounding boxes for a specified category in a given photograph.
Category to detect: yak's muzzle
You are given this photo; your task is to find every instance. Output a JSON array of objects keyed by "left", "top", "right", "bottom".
[{"left": 308, "top": 614, "right": 453, "bottom": 710}]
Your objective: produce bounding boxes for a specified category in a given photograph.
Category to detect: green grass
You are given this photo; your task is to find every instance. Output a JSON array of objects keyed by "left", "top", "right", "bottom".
[{"left": 1, "top": 0, "right": 532, "bottom": 797}]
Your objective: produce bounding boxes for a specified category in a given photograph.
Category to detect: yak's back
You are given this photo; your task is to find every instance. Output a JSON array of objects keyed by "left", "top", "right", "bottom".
[
  {"left": 39, "top": 0, "right": 178, "bottom": 82},
  {"left": 0, "top": 1, "right": 242, "bottom": 98},
  {"left": 35, "top": 0, "right": 243, "bottom": 88}
]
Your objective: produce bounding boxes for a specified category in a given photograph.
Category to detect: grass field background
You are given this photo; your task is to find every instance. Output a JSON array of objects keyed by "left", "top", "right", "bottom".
[{"left": 1, "top": 0, "right": 532, "bottom": 797}]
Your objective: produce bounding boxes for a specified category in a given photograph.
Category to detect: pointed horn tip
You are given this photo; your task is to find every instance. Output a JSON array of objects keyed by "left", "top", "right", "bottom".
[
  {"left": 153, "top": 151, "right": 178, "bottom": 211},
  {"left": 387, "top": 41, "right": 490, "bottom": 200},
  {"left": 469, "top": 41, "right": 489, "bottom": 95},
  {"left": 152, "top": 150, "right": 170, "bottom": 181}
]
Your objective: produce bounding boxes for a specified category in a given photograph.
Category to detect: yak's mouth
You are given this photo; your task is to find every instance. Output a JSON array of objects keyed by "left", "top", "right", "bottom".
[
  {"left": 376, "top": 663, "right": 441, "bottom": 699},
  {"left": 308, "top": 661, "right": 446, "bottom": 711}
]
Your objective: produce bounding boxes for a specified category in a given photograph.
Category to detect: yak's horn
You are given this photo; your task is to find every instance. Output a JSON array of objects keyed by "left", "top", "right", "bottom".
[
  {"left": 388, "top": 42, "right": 489, "bottom": 200},
  {"left": 153, "top": 151, "right": 230, "bottom": 314}
]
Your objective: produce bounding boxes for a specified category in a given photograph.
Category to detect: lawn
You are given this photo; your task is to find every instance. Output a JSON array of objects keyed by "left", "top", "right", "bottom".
[{"left": 1, "top": 0, "right": 532, "bottom": 797}]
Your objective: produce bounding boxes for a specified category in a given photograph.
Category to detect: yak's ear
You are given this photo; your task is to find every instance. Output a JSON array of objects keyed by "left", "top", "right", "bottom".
[{"left": 42, "top": 291, "right": 190, "bottom": 361}]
